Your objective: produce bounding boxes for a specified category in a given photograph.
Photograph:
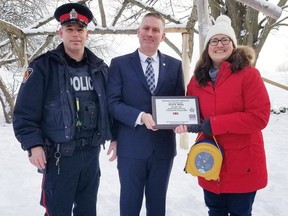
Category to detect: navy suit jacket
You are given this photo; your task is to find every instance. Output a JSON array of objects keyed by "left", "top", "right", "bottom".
[{"left": 107, "top": 50, "right": 185, "bottom": 159}]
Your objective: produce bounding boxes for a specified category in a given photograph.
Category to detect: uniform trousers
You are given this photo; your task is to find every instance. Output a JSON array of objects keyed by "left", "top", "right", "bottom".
[
  {"left": 41, "top": 144, "right": 100, "bottom": 216},
  {"left": 204, "top": 189, "right": 257, "bottom": 216}
]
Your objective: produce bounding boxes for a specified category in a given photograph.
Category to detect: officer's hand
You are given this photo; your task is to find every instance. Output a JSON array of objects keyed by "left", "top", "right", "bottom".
[
  {"left": 107, "top": 141, "right": 117, "bottom": 161},
  {"left": 28, "top": 146, "right": 46, "bottom": 170},
  {"left": 141, "top": 113, "right": 158, "bottom": 131}
]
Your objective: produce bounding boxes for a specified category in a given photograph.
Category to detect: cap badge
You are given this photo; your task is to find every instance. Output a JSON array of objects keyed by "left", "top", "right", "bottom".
[{"left": 70, "top": 9, "right": 78, "bottom": 19}]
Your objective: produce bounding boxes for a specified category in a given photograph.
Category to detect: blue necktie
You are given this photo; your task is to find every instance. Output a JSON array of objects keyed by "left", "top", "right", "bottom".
[{"left": 145, "top": 57, "right": 155, "bottom": 94}]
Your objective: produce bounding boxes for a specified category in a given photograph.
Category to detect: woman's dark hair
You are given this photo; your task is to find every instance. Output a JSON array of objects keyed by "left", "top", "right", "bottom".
[{"left": 194, "top": 46, "right": 214, "bottom": 86}]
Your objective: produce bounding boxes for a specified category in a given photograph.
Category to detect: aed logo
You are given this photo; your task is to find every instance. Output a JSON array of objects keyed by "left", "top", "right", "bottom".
[{"left": 70, "top": 76, "right": 93, "bottom": 91}]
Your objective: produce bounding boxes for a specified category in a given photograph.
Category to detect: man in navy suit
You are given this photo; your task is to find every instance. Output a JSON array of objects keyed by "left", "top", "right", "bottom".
[{"left": 107, "top": 12, "right": 185, "bottom": 216}]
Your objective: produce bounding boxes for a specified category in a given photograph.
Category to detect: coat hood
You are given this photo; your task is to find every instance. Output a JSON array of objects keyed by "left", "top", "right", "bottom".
[{"left": 228, "top": 45, "right": 256, "bottom": 72}]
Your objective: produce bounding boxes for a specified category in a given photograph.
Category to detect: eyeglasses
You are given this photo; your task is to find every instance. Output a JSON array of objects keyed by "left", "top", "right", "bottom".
[{"left": 209, "top": 38, "right": 231, "bottom": 46}]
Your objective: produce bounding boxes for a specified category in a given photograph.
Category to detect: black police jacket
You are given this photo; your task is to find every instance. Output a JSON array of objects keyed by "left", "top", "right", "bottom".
[{"left": 13, "top": 43, "right": 113, "bottom": 150}]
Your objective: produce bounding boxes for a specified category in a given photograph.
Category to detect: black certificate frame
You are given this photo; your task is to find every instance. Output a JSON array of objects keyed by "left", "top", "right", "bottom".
[{"left": 151, "top": 96, "right": 200, "bottom": 129}]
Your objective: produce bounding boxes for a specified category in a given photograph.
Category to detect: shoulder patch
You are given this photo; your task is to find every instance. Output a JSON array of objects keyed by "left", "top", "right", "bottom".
[{"left": 22, "top": 68, "right": 33, "bottom": 83}]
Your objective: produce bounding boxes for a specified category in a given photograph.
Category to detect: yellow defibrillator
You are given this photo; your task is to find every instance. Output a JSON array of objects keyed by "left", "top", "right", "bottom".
[{"left": 185, "top": 136, "right": 223, "bottom": 181}]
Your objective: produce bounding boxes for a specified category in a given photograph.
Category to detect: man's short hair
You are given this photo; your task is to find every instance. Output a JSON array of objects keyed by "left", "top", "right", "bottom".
[{"left": 142, "top": 12, "right": 165, "bottom": 27}]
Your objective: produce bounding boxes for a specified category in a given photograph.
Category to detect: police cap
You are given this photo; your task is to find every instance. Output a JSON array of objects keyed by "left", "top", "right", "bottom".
[{"left": 54, "top": 3, "right": 93, "bottom": 26}]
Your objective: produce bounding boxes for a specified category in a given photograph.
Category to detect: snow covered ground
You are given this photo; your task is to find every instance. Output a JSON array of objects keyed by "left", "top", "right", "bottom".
[{"left": 1, "top": 71, "right": 288, "bottom": 215}]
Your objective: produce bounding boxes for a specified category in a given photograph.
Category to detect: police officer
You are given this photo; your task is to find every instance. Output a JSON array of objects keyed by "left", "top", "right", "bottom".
[{"left": 13, "top": 3, "right": 114, "bottom": 216}]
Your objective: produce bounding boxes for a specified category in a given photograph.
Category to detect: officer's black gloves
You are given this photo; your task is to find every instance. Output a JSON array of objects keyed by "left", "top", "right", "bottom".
[{"left": 187, "top": 118, "right": 212, "bottom": 136}]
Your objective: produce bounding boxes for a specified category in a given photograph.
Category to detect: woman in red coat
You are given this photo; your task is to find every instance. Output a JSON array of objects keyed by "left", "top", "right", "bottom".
[{"left": 175, "top": 15, "right": 270, "bottom": 216}]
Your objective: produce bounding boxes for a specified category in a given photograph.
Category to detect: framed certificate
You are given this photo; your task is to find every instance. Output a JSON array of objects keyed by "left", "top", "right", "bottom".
[{"left": 152, "top": 96, "right": 200, "bottom": 129}]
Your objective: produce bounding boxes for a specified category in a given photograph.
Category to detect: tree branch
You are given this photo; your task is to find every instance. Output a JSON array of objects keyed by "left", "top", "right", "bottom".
[
  {"left": 29, "top": 35, "right": 54, "bottom": 63},
  {"left": 0, "top": 19, "right": 24, "bottom": 38},
  {"left": 111, "top": 0, "right": 129, "bottom": 26},
  {"left": 125, "top": 0, "right": 182, "bottom": 24},
  {"left": 98, "top": 0, "right": 107, "bottom": 27}
]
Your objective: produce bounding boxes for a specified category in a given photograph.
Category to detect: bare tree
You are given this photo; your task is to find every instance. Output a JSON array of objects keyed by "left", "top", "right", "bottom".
[
  {"left": 0, "top": 0, "right": 53, "bottom": 123},
  {"left": 209, "top": 0, "right": 288, "bottom": 60},
  {"left": 0, "top": 0, "right": 287, "bottom": 123}
]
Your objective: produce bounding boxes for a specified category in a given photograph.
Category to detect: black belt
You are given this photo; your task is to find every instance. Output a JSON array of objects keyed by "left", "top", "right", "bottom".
[
  {"left": 44, "top": 137, "right": 94, "bottom": 157},
  {"left": 72, "top": 137, "right": 94, "bottom": 147},
  {"left": 45, "top": 137, "right": 94, "bottom": 148}
]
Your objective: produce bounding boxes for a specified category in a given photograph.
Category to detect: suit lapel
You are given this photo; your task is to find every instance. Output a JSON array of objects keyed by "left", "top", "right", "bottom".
[
  {"left": 130, "top": 50, "right": 153, "bottom": 94},
  {"left": 154, "top": 51, "right": 166, "bottom": 95}
]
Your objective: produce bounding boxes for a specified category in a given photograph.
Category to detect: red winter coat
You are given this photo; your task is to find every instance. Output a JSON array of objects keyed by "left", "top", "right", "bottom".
[{"left": 187, "top": 60, "right": 270, "bottom": 194}]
